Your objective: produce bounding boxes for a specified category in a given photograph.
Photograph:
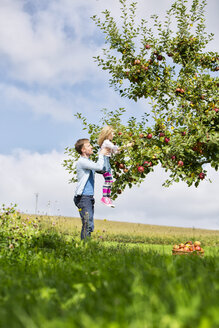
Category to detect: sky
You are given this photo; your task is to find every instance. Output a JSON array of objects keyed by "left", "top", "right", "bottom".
[{"left": 0, "top": 0, "right": 218, "bottom": 230}]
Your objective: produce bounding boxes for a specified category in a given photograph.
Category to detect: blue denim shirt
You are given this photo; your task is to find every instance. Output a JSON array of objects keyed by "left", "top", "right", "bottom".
[{"left": 75, "top": 154, "right": 104, "bottom": 196}]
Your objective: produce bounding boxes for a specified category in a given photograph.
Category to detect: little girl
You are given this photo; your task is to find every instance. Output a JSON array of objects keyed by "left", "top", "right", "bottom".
[{"left": 97, "top": 125, "right": 119, "bottom": 208}]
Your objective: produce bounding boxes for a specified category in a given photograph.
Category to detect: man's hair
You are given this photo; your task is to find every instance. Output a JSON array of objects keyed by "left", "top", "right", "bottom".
[{"left": 75, "top": 138, "right": 89, "bottom": 155}]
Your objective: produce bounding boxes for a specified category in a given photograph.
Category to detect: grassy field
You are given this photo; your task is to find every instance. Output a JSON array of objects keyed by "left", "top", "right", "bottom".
[
  {"left": 0, "top": 209, "right": 218, "bottom": 327},
  {"left": 25, "top": 213, "right": 219, "bottom": 246}
]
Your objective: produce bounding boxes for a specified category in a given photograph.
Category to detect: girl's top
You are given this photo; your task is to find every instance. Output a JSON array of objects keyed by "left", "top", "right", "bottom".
[{"left": 101, "top": 139, "right": 119, "bottom": 157}]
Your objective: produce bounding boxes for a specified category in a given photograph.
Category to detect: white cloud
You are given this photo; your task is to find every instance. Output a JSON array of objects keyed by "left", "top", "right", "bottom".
[
  {"left": 0, "top": 0, "right": 217, "bottom": 86},
  {"left": 0, "top": 149, "right": 218, "bottom": 230}
]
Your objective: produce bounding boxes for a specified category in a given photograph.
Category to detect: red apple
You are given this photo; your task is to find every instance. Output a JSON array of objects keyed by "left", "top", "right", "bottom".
[
  {"left": 157, "top": 55, "right": 163, "bottom": 61},
  {"left": 199, "top": 172, "right": 205, "bottom": 180},
  {"left": 164, "top": 137, "right": 170, "bottom": 144},
  {"left": 178, "top": 160, "right": 184, "bottom": 167},
  {"left": 181, "top": 131, "right": 186, "bottom": 136},
  {"left": 137, "top": 166, "right": 144, "bottom": 173},
  {"left": 159, "top": 132, "right": 165, "bottom": 137},
  {"left": 118, "top": 132, "right": 123, "bottom": 136},
  {"left": 139, "top": 133, "right": 144, "bottom": 138},
  {"left": 213, "top": 107, "right": 219, "bottom": 112},
  {"left": 147, "top": 133, "right": 152, "bottom": 139},
  {"left": 195, "top": 245, "right": 201, "bottom": 251},
  {"left": 171, "top": 155, "right": 176, "bottom": 160},
  {"left": 194, "top": 241, "right": 201, "bottom": 247},
  {"left": 143, "top": 161, "right": 149, "bottom": 166},
  {"left": 145, "top": 44, "right": 151, "bottom": 49}
]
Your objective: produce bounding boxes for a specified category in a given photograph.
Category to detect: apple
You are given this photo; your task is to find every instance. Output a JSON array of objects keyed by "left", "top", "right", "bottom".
[
  {"left": 173, "top": 244, "right": 179, "bottom": 250},
  {"left": 147, "top": 133, "right": 152, "bottom": 139},
  {"left": 213, "top": 107, "right": 219, "bottom": 112},
  {"left": 139, "top": 133, "right": 144, "bottom": 138},
  {"left": 148, "top": 161, "right": 153, "bottom": 167},
  {"left": 159, "top": 132, "right": 165, "bottom": 137},
  {"left": 180, "top": 88, "right": 185, "bottom": 94},
  {"left": 194, "top": 241, "right": 201, "bottom": 247},
  {"left": 134, "top": 59, "right": 141, "bottom": 65},
  {"left": 181, "top": 131, "right": 186, "bottom": 136},
  {"left": 123, "top": 168, "right": 129, "bottom": 173},
  {"left": 143, "top": 161, "right": 149, "bottom": 166},
  {"left": 195, "top": 245, "right": 201, "bottom": 251},
  {"left": 171, "top": 155, "right": 176, "bottom": 160},
  {"left": 199, "top": 172, "right": 205, "bottom": 180},
  {"left": 178, "top": 160, "right": 184, "bottom": 167},
  {"left": 118, "top": 132, "right": 123, "bottom": 136},
  {"left": 164, "top": 137, "right": 170, "bottom": 144},
  {"left": 119, "top": 163, "right": 125, "bottom": 169},
  {"left": 176, "top": 88, "right": 181, "bottom": 93},
  {"left": 137, "top": 166, "right": 144, "bottom": 173},
  {"left": 117, "top": 189, "right": 122, "bottom": 194},
  {"left": 179, "top": 243, "right": 184, "bottom": 248},
  {"left": 184, "top": 246, "right": 190, "bottom": 252},
  {"left": 145, "top": 44, "right": 151, "bottom": 49},
  {"left": 157, "top": 55, "right": 163, "bottom": 61}
]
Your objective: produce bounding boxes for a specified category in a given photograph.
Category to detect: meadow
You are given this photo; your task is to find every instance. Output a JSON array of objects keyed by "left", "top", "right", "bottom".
[{"left": 0, "top": 207, "right": 219, "bottom": 328}]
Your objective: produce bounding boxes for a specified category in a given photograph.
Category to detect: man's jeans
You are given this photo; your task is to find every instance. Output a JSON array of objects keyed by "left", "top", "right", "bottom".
[{"left": 74, "top": 195, "right": 95, "bottom": 240}]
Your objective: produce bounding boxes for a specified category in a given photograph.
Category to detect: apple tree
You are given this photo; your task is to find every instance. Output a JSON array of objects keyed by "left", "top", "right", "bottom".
[{"left": 63, "top": 0, "right": 218, "bottom": 199}]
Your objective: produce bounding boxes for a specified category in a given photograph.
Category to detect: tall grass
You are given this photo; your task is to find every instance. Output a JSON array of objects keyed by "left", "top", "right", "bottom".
[{"left": 0, "top": 210, "right": 218, "bottom": 327}]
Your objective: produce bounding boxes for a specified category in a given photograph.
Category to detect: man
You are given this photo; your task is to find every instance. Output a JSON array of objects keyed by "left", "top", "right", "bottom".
[{"left": 74, "top": 138, "right": 108, "bottom": 239}]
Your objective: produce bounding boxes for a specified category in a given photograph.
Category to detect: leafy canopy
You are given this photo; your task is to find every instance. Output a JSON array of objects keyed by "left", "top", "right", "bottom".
[{"left": 63, "top": 0, "right": 219, "bottom": 199}]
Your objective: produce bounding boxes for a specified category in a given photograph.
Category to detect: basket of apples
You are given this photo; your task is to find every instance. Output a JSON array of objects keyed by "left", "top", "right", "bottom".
[{"left": 172, "top": 241, "right": 204, "bottom": 256}]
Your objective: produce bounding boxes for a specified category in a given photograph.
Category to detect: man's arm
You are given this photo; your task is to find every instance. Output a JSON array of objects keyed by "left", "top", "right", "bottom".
[{"left": 80, "top": 154, "right": 104, "bottom": 171}]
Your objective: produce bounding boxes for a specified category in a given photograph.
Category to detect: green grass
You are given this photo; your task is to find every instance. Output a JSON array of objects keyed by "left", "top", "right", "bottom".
[
  {"left": 1, "top": 234, "right": 219, "bottom": 328},
  {"left": 1, "top": 211, "right": 219, "bottom": 327}
]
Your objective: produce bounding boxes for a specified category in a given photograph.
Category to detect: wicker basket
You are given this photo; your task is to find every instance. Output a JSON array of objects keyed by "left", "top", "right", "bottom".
[{"left": 172, "top": 249, "right": 204, "bottom": 256}]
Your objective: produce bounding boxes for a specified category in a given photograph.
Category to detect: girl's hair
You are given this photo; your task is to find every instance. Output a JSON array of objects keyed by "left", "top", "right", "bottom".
[{"left": 97, "top": 125, "right": 114, "bottom": 146}]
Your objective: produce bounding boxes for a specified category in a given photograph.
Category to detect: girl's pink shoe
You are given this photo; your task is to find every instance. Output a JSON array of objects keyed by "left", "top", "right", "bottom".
[
  {"left": 101, "top": 197, "right": 115, "bottom": 208},
  {"left": 101, "top": 197, "right": 111, "bottom": 206},
  {"left": 108, "top": 198, "right": 115, "bottom": 208}
]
